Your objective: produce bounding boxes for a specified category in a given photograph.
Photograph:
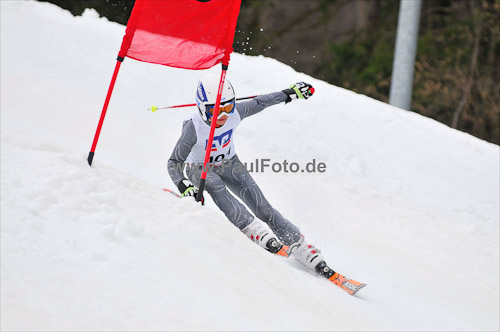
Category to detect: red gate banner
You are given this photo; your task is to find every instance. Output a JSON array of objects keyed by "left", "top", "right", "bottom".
[{"left": 118, "top": 0, "right": 241, "bottom": 69}]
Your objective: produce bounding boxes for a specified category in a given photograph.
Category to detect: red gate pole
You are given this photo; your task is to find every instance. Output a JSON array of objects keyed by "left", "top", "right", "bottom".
[
  {"left": 87, "top": 56, "right": 124, "bottom": 166},
  {"left": 196, "top": 64, "right": 228, "bottom": 202}
]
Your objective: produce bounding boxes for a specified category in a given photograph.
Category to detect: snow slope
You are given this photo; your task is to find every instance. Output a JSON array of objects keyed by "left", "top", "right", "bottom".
[{"left": 1, "top": 1, "right": 499, "bottom": 331}]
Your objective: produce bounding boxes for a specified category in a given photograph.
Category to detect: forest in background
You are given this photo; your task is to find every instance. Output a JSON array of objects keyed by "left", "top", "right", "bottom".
[{"left": 39, "top": 0, "right": 500, "bottom": 144}]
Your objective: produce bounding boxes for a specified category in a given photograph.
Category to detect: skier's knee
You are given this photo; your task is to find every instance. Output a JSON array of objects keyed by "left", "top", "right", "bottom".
[{"left": 204, "top": 173, "right": 225, "bottom": 192}]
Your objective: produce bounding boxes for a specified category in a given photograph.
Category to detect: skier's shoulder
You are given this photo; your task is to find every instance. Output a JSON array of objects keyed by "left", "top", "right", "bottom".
[
  {"left": 180, "top": 118, "right": 197, "bottom": 144},
  {"left": 182, "top": 118, "right": 194, "bottom": 127}
]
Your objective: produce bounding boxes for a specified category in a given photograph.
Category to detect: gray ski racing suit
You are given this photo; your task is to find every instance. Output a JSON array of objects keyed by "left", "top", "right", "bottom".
[{"left": 167, "top": 91, "right": 301, "bottom": 246}]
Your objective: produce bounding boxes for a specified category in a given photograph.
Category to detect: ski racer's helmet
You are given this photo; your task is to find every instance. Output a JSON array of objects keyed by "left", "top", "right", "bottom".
[{"left": 195, "top": 74, "right": 236, "bottom": 123}]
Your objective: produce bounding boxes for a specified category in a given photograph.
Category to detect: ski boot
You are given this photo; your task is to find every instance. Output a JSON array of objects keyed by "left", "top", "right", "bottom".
[{"left": 242, "top": 219, "right": 284, "bottom": 254}]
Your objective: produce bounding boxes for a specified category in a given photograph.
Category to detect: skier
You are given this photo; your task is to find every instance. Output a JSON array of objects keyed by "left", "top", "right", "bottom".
[{"left": 168, "top": 74, "right": 365, "bottom": 294}]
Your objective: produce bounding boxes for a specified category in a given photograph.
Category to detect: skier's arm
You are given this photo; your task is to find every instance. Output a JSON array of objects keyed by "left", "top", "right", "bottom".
[
  {"left": 236, "top": 91, "right": 288, "bottom": 120},
  {"left": 167, "top": 120, "right": 197, "bottom": 187},
  {"left": 236, "top": 82, "right": 314, "bottom": 120}
]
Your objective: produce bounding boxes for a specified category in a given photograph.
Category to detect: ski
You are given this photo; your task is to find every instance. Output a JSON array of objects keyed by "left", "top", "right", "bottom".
[
  {"left": 315, "top": 261, "right": 366, "bottom": 295},
  {"left": 272, "top": 244, "right": 366, "bottom": 295}
]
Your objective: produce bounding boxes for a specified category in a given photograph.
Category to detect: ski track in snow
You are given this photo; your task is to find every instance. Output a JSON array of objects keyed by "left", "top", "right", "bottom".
[{"left": 1, "top": 1, "right": 499, "bottom": 331}]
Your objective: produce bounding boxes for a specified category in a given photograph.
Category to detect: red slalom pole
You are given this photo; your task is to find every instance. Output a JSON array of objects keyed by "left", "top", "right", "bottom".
[
  {"left": 87, "top": 57, "right": 124, "bottom": 166},
  {"left": 196, "top": 64, "right": 228, "bottom": 202}
]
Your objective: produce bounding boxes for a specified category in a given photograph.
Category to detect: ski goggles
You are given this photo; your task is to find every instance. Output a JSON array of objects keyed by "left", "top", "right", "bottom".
[{"left": 206, "top": 99, "right": 235, "bottom": 119}]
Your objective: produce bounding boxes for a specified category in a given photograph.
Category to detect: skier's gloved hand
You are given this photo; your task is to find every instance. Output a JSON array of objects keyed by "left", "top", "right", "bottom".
[
  {"left": 282, "top": 82, "right": 315, "bottom": 104},
  {"left": 178, "top": 179, "right": 205, "bottom": 205}
]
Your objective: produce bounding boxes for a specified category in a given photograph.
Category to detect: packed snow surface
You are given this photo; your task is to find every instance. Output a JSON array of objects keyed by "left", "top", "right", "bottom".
[{"left": 1, "top": 1, "right": 499, "bottom": 331}]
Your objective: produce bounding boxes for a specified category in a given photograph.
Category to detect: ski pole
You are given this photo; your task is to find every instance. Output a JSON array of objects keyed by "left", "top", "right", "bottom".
[
  {"left": 162, "top": 188, "right": 183, "bottom": 198},
  {"left": 149, "top": 95, "right": 258, "bottom": 112}
]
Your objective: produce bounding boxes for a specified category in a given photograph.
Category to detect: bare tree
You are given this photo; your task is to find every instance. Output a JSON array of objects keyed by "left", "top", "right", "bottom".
[{"left": 452, "top": 2, "right": 483, "bottom": 129}]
